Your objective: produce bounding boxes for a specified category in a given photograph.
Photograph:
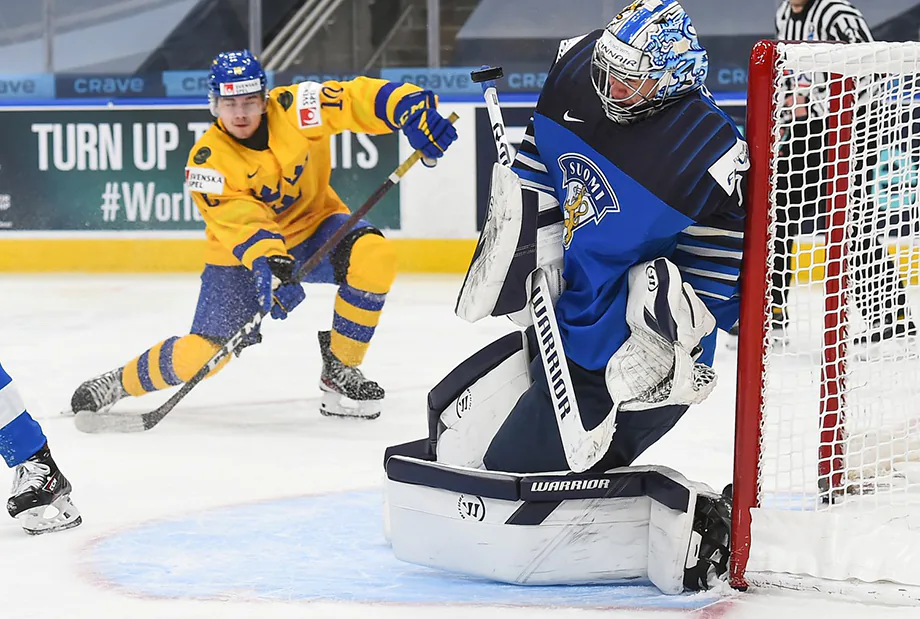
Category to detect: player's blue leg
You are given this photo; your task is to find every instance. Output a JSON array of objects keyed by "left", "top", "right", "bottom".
[
  {"left": 72, "top": 213, "right": 396, "bottom": 421},
  {"left": 1, "top": 362, "right": 81, "bottom": 534},
  {"left": 70, "top": 264, "right": 258, "bottom": 414},
  {"left": 0, "top": 362, "right": 45, "bottom": 467}
]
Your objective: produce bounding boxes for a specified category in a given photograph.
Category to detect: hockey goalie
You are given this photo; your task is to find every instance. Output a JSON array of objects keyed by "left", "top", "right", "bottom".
[{"left": 384, "top": 0, "right": 746, "bottom": 595}]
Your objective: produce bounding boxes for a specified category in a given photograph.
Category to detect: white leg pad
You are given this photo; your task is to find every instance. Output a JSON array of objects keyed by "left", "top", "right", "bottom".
[
  {"left": 648, "top": 489, "right": 698, "bottom": 594},
  {"left": 437, "top": 332, "right": 532, "bottom": 468},
  {"left": 385, "top": 459, "right": 707, "bottom": 593}
]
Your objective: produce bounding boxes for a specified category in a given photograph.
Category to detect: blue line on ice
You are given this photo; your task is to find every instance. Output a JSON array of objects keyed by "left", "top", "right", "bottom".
[{"left": 85, "top": 490, "right": 722, "bottom": 609}]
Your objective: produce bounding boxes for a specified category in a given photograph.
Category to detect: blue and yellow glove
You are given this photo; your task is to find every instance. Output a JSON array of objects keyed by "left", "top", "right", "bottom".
[
  {"left": 252, "top": 255, "right": 306, "bottom": 320},
  {"left": 394, "top": 90, "right": 457, "bottom": 164}
]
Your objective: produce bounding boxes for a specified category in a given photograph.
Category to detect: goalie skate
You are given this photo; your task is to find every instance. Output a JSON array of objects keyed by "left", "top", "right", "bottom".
[
  {"left": 7, "top": 445, "right": 82, "bottom": 535},
  {"left": 851, "top": 314, "right": 919, "bottom": 361},
  {"left": 317, "top": 331, "right": 383, "bottom": 420},
  {"left": 66, "top": 367, "right": 128, "bottom": 415}
]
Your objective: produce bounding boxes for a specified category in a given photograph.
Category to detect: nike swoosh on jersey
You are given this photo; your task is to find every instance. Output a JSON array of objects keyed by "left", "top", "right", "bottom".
[
  {"left": 563, "top": 111, "right": 585, "bottom": 123},
  {"left": 247, "top": 169, "right": 260, "bottom": 179}
]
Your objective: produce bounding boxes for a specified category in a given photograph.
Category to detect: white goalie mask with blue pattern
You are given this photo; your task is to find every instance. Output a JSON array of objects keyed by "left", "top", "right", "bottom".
[{"left": 591, "top": 0, "right": 708, "bottom": 124}]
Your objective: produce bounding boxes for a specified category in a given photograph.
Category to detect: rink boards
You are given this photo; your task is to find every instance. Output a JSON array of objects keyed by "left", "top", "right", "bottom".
[{"left": 7, "top": 93, "right": 916, "bottom": 281}]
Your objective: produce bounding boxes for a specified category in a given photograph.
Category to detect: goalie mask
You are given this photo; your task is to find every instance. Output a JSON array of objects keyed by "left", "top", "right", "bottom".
[{"left": 592, "top": 0, "right": 708, "bottom": 124}]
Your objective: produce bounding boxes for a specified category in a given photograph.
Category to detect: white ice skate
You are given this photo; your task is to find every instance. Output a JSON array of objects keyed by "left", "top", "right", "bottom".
[
  {"left": 317, "top": 331, "right": 383, "bottom": 420},
  {"left": 7, "top": 445, "right": 82, "bottom": 535}
]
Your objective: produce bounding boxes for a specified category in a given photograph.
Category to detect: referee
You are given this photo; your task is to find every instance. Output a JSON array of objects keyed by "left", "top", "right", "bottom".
[
  {"left": 776, "top": 0, "right": 871, "bottom": 43},
  {"left": 772, "top": 0, "right": 915, "bottom": 345}
]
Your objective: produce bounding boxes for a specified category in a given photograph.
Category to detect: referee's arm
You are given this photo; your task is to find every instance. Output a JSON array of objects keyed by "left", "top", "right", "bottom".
[{"left": 827, "top": 6, "right": 873, "bottom": 43}]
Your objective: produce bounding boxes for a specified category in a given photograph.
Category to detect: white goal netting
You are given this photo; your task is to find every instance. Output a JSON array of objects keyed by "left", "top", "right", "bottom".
[{"left": 736, "top": 41, "right": 920, "bottom": 601}]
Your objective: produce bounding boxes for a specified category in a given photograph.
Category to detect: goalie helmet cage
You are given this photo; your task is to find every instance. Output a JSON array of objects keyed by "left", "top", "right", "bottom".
[{"left": 732, "top": 39, "right": 920, "bottom": 603}]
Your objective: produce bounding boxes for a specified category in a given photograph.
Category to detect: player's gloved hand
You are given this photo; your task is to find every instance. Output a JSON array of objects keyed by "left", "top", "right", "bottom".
[
  {"left": 395, "top": 90, "right": 457, "bottom": 164},
  {"left": 252, "top": 255, "right": 306, "bottom": 320}
]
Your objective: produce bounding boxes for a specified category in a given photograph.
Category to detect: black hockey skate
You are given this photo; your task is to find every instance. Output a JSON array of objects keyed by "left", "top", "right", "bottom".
[
  {"left": 852, "top": 312, "right": 918, "bottom": 360},
  {"left": 768, "top": 307, "right": 790, "bottom": 347},
  {"left": 725, "top": 309, "right": 788, "bottom": 351},
  {"left": 69, "top": 367, "right": 128, "bottom": 415},
  {"left": 684, "top": 484, "right": 732, "bottom": 591},
  {"left": 7, "top": 444, "right": 82, "bottom": 535},
  {"left": 854, "top": 312, "right": 917, "bottom": 345},
  {"left": 318, "top": 330, "right": 384, "bottom": 419}
]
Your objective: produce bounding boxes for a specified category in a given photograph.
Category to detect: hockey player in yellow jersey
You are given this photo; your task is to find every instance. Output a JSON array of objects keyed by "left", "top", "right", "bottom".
[{"left": 69, "top": 50, "right": 457, "bottom": 419}]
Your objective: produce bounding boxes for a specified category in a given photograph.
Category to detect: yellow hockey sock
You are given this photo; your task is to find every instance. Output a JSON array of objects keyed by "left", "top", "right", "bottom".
[
  {"left": 122, "top": 334, "right": 226, "bottom": 396},
  {"left": 330, "top": 233, "right": 397, "bottom": 366}
]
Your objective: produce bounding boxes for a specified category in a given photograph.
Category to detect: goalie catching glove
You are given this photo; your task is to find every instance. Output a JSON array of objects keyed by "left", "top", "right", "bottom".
[
  {"left": 535, "top": 257, "right": 718, "bottom": 474},
  {"left": 606, "top": 258, "right": 717, "bottom": 413}
]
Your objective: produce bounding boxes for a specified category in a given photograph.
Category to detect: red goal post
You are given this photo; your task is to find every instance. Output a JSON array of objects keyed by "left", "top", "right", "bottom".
[{"left": 731, "top": 39, "right": 920, "bottom": 602}]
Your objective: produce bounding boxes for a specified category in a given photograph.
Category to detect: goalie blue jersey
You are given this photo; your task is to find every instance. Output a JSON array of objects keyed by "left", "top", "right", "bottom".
[{"left": 512, "top": 31, "right": 748, "bottom": 371}]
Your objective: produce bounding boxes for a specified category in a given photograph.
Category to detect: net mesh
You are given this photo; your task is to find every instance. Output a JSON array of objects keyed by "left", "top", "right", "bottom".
[{"left": 760, "top": 42, "right": 920, "bottom": 516}]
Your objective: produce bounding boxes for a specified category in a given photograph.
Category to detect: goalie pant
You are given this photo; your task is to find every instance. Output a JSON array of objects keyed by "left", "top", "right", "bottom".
[
  {"left": 0, "top": 361, "right": 46, "bottom": 468},
  {"left": 429, "top": 324, "right": 717, "bottom": 475}
]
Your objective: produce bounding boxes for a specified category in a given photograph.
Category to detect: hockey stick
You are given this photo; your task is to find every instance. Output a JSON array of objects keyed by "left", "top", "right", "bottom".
[
  {"left": 529, "top": 267, "right": 617, "bottom": 473},
  {"left": 471, "top": 65, "right": 512, "bottom": 167},
  {"left": 454, "top": 65, "right": 523, "bottom": 321},
  {"left": 74, "top": 111, "right": 460, "bottom": 434}
]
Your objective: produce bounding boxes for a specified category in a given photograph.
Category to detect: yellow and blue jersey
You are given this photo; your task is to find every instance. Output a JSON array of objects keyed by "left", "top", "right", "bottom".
[{"left": 184, "top": 77, "right": 421, "bottom": 268}]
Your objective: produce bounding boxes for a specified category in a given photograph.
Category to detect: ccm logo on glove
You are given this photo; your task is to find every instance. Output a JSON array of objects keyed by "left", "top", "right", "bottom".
[{"left": 395, "top": 90, "right": 458, "bottom": 165}]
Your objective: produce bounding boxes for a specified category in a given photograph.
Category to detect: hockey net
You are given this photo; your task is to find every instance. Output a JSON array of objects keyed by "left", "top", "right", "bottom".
[{"left": 732, "top": 40, "right": 920, "bottom": 602}]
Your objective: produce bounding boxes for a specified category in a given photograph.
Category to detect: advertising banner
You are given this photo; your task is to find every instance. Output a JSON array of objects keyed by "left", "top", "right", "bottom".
[
  {"left": 383, "top": 66, "right": 549, "bottom": 95},
  {"left": 55, "top": 75, "right": 166, "bottom": 99},
  {"left": 0, "top": 74, "right": 56, "bottom": 99},
  {"left": 0, "top": 106, "right": 400, "bottom": 232}
]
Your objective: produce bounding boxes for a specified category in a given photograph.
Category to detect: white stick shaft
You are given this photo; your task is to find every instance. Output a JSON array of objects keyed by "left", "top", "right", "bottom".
[
  {"left": 528, "top": 268, "right": 618, "bottom": 473},
  {"left": 482, "top": 85, "right": 513, "bottom": 167}
]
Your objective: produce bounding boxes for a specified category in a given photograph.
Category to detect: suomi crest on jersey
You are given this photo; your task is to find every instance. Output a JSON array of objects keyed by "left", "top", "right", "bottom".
[{"left": 558, "top": 152, "right": 620, "bottom": 248}]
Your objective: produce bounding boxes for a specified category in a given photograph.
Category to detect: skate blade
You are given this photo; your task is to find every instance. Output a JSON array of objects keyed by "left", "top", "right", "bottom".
[
  {"left": 770, "top": 333, "right": 790, "bottom": 348},
  {"left": 18, "top": 495, "right": 83, "bottom": 535},
  {"left": 319, "top": 391, "right": 381, "bottom": 420},
  {"left": 851, "top": 336, "right": 918, "bottom": 362},
  {"left": 723, "top": 332, "right": 788, "bottom": 351},
  {"left": 63, "top": 400, "right": 117, "bottom": 418},
  {"left": 74, "top": 410, "right": 148, "bottom": 433}
]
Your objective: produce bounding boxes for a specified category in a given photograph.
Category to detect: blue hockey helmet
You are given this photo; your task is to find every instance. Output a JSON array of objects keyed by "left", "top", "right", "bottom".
[
  {"left": 592, "top": 0, "right": 708, "bottom": 123},
  {"left": 207, "top": 50, "right": 267, "bottom": 115}
]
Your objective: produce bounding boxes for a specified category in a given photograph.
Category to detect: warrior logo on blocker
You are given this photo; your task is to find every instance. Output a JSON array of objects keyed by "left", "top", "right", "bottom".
[{"left": 558, "top": 152, "right": 620, "bottom": 248}]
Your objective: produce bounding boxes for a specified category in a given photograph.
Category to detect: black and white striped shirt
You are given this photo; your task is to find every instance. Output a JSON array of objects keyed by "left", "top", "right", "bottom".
[{"left": 775, "top": 0, "right": 873, "bottom": 43}]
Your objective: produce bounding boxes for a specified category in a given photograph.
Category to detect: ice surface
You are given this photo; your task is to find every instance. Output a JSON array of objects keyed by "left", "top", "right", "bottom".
[{"left": 0, "top": 273, "right": 916, "bottom": 618}]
